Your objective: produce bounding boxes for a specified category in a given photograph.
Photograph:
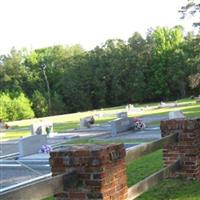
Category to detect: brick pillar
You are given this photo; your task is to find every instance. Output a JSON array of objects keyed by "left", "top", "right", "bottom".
[
  {"left": 49, "top": 144, "right": 128, "bottom": 200},
  {"left": 160, "top": 118, "right": 200, "bottom": 180}
]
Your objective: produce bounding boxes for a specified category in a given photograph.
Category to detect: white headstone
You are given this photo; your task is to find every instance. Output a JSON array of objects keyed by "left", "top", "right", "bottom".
[
  {"left": 31, "top": 122, "right": 45, "bottom": 135},
  {"left": 169, "top": 111, "right": 185, "bottom": 119},
  {"left": 31, "top": 121, "right": 53, "bottom": 135},
  {"left": 129, "top": 104, "right": 134, "bottom": 110},
  {"left": 111, "top": 118, "right": 132, "bottom": 136},
  {"left": 18, "top": 135, "right": 47, "bottom": 157},
  {"left": 117, "top": 112, "right": 128, "bottom": 118}
]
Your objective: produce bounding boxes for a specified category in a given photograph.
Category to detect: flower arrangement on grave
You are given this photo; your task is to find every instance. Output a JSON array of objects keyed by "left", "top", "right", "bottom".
[
  {"left": 39, "top": 144, "right": 52, "bottom": 153},
  {"left": 45, "top": 122, "right": 53, "bottom": 135},
  {"left": 132, "top": 117, "right": 146, "bottom": 130}
]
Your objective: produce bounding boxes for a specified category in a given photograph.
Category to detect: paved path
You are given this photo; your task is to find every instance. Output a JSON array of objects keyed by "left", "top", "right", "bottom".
[
  {"left": 92, "top": 127, "right": 161, "bottom": 142},
  {"left": 0, "top": 164, "right": 50, "bottom": 189}
]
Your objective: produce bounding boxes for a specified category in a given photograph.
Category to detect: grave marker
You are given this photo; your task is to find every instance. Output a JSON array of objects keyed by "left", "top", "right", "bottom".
[
  {"left": 111, "top": 117, "right": 133, "bottom": 136},
  {"left": 31, "top": 121, "right": 53, "bottom": 135},
  {"left": 18, "top": 135, "right": 47, "bottom": 157},
  {"left": 117, "top": 112, "right": 128, "bottom": 118},
  {"left": 169, "top": 111, "right": 185, "bottom": 119},
  {"left": 80, "top": 116, "right": 95, "bottom": 128}
]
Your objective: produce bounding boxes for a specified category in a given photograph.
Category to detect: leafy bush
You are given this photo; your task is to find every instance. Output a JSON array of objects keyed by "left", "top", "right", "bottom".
[
  {"left": 31, "top": 90, "right": 48, "bottom": 117},
  {"left": 0, "top": 92, "right": 34, "bottom": 121}
]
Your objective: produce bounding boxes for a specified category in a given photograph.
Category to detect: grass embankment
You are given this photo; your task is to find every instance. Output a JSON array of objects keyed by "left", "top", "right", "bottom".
[
  {"left": 137, "top": 179, "right": 200, "bottom": 200},
  {"left": 128, "top": 150, "right": 200, "bottom": 200}
]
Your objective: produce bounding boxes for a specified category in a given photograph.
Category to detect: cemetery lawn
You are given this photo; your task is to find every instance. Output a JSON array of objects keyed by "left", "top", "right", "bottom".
[
  {"left": 2, "top": 98, "right": 200, "bottom": 140},
  {"left": 136, "top": 179, "right": 200, "bottom": 200},
  {"left": 128, "top": 150, "right": 200, "bottom": 199},
  {"left": 43, "top": 150, "right": 200, "bottom": 200}
]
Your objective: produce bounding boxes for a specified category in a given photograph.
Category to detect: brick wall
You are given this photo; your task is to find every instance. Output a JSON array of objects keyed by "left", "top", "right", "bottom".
[
  {"left": 49, "top": 144, "right": 128, "bottom": 200},
  {"left": 160, "top": 118, "right": 200, "bottom": 180}
]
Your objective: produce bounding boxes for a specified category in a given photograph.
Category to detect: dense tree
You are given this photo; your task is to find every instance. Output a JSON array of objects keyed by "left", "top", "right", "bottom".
[
  {"left": 0, "top": 92, "right": 34, "bottom": 121},
  {"left": 0, "top": 27, "right": 199, "bottom": 120}
]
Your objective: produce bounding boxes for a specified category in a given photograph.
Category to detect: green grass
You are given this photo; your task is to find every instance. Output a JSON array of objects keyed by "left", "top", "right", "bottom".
[
  {"left": 53, "top": 121, "right": 79, "bottom": 132},
  {"left": 127, "top": 150, "right": 200, "bottom": 199},
  {"left": 1, "top": 129, "right": 30, "bottom": 140},
  {"left": 64, "top": 138, "right": 143, "bottom": 145},
  {"left": 137, "top": 179, "right": 200, "bottom": 200},
  {"left": 127, "top": 150, "right": 163, "bottom": 186}
]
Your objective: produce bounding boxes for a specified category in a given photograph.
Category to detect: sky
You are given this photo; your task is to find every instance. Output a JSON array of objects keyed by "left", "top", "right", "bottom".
[{"left": 0, "top": 0, "right": 192, "bottom": 54}]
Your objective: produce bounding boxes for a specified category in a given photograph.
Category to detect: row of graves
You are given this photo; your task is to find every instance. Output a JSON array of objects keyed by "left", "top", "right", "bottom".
[
  {"left": 1, "top": 113, "right": 144, "bottom": 189},
  {"left": 0, "top": 108, "right": 186, "bottom": 190},
  {"left": 6, "top": 121, "right": 57, "bottom": 160},
  {"left": 16, "top": 109, "right": 185, "bottom": 160},
  {"left": 79, "top": 111, "right": 146, "bottom": 136},
  {"left": 2, "top": 107, "right": 186, "bottom": 159},
  {"left": 125, "top": 98, "right": 199, "bottom": 115},
  {"left": 80, "top": 109, "right": 186, "bottom": 135}
]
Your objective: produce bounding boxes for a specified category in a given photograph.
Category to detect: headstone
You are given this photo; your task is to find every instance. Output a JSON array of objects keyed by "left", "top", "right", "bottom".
[
  {"left": 126, "top": 104, "right": 134, "bottom": 111},
  {"left": 117, "top": 112, "right": 128, "bottom": 118},
  {"left": 80, "top": 116, "right": 95, "bottom": 129},
  {"left": 111, "top": 117, "right": 132, "bottom": 136},
  {"left": 169, "top": 110, "right": 185, "bottom": 119},
  {"left": 197, "top": 99, "right": 200, "bottom": 104},
  {"left": 129, "top": 104, "right": 134, "bottom": 110},
  {"left": 31, "top": 121, "right": 53, "bottom": 135},
  {"left": 31, "top": 122, "right": 45, "bottom": 135},
  {"left": 18, "top": 135, "right": 47, "bottom": 157},
  {"left": 44, "top": 121, "right": 54, "bottom": 135},
  {"left": 0, "top": 119, "right": 9, "bottom": 130},
  {"left": 160, "top": 102, "right": 177, "bottom": 108}
]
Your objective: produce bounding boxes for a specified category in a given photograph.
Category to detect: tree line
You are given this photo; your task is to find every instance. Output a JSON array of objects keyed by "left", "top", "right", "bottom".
[{"left": 0, "top": 26, "right": 200, "bottom": 121}]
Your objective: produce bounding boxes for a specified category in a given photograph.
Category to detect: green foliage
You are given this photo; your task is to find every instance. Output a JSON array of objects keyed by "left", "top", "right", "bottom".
[
  {"left": 12, "top": 93, "right": 34, "bottom": 120},
  {"left": 31, "top": 90, "right": 48, "bottom": 117},
  {"left": 0, "top": 93, "right": 12, "bottom": 120},
  {"left": 0, "top": 92, "right": 34, "bottom": 121},
  {"left": 0, "top": 28, "right": 199, "bottom": 119}
]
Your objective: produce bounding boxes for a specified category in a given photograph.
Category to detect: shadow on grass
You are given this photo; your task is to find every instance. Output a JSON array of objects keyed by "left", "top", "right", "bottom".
[{"left": 137, "top": 178, "right": 200, "bottom": 200}]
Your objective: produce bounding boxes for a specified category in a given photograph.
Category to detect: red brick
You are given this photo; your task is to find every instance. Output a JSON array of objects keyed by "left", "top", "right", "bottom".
[
  {"left": 50, "top": 144, "right": 127, "bottom": 199},
  {"left": 69, "top": 192, "right": 86, "bottom": 199},
  {"left": 161, "top": 119, "right": 200, "bottom": 180}
]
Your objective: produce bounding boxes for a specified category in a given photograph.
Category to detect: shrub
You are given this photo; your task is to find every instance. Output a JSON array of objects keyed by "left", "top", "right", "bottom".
[
  {"left": 31, "top": 90, "right": 48, "bottom": 117},
  {"left": 0, "top": 92, "right": 34, "bottom": 121}
]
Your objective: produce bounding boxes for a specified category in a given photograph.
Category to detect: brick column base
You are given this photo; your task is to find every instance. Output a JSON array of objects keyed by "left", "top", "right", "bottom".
[
  {"left": 49, "top": 144, "right": 128, "bottom": 200},
  {"left": 160, "top": 119, "right": 200, "bottom": 180}
]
